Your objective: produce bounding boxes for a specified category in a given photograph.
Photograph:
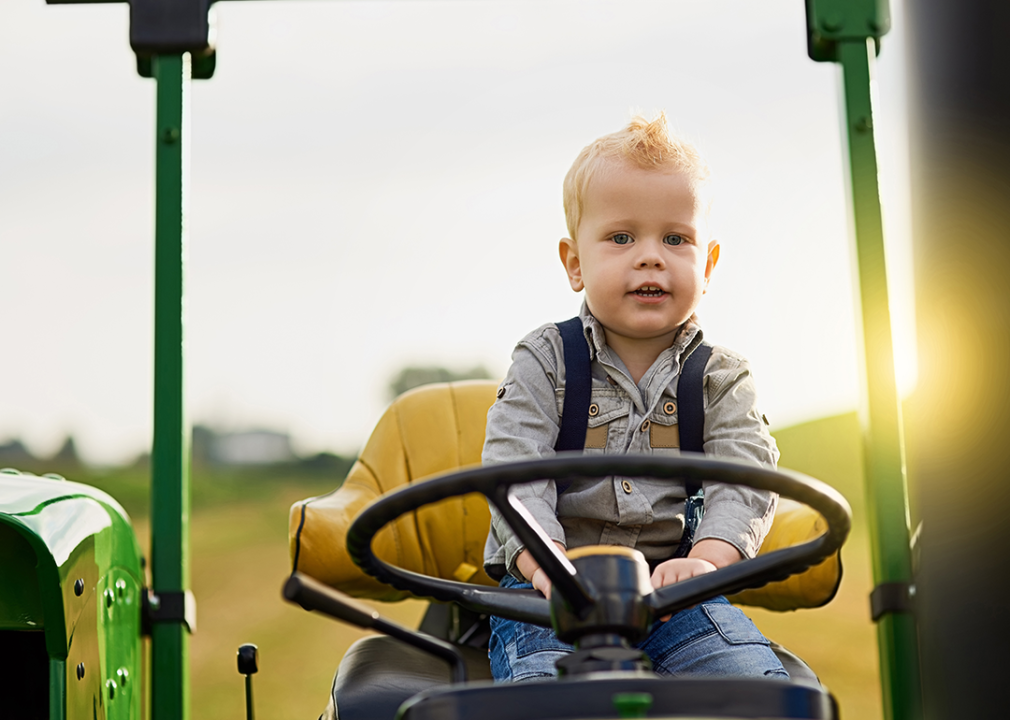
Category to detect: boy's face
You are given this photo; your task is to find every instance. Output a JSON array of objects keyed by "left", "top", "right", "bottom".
[{"left": 559, "top": 160, "right": 719, "bottom": 349}]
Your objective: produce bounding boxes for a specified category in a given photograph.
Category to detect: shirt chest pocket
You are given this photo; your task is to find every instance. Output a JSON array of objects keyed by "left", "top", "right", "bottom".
[
  {"left": 555, "top": 388, "right": 629, "bottom": 451},
  {"left": 648, "top": 396, "right": 681, "bottom": 451}
]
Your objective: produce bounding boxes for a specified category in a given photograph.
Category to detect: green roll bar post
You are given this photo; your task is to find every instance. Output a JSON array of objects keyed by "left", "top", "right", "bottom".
[
  {"left": 806, "top": 2, "right": 922, "bottom": 719},
  {"left": 151, "top": 52, "right": 192, "bottom": 720}
]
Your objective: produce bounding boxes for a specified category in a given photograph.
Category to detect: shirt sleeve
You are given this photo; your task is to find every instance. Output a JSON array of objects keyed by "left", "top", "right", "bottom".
[
  {"left": 483, "top": 335, "right": 568, "bottom": 579},
  {"left": 693, "top": 347, "right": 780, "bottom": 559}
]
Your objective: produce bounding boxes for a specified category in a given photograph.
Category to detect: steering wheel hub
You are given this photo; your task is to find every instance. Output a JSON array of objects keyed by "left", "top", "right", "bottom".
[{"left": 552, "top": 546, "right": 653, "bottom": 645}]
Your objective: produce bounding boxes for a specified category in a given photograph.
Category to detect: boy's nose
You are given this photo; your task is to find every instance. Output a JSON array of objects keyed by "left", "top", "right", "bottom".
[{"left": 635, "top": 246, "right": 665, "bottom": 268}]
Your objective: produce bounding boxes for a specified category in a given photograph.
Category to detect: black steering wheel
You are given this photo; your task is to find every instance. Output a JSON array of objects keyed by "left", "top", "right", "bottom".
[{"left": 346, "top": 454, "right": 850, "bottom": 628}]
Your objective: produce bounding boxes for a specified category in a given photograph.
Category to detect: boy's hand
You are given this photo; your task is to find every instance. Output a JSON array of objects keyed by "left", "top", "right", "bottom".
[
  {"left": 515, "top": 541, "right": 567, "bottom": 600},
  {"left": 650, "top": 557, "right": 718, "bottom": 588},
  {"left": 651, "top": 539, "right": 744, "bottom": 619}
]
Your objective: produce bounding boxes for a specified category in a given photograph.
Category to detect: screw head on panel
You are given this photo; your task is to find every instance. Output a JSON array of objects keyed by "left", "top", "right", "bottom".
[{"left": 822, "top": 16, "right": 843, "bottom": 32}]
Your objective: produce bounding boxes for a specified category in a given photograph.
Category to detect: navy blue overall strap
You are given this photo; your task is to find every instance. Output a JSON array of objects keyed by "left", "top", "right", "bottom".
[
  {"left": 554, "top": 317, "right": 592, "bottom": 454},
  {"left": 553, "top": 317, "right": 591, "bottom": 496},
  {"left": 670, "top": 341, "right": 712, "bottom": 558},
  {"left": 677, "top": 342, "right": 713, "bottom": 497}
]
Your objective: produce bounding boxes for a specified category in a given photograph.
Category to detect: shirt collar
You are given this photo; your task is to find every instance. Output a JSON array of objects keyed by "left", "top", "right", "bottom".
[{"left": 577, "top": 300, "right": 704, "bottom": 364}]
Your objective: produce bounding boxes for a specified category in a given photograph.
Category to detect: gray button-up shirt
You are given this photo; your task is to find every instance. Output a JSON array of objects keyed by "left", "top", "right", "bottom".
[{"left": 483, "top": 306, "right": 779, "bottom": 581}]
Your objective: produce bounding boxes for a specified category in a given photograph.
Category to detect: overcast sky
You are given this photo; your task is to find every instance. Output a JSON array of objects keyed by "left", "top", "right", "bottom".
[{"left": 0, "top": 0, "right": 915, "bottom": 465}]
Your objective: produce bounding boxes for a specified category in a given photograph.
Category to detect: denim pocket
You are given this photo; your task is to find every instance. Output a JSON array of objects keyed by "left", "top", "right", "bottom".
[
  {"left": 515, "top": 623, "right": 573, "bottom": 658},
  {"left": 702, "top": 603, "right": 771, "bottom": 646}
]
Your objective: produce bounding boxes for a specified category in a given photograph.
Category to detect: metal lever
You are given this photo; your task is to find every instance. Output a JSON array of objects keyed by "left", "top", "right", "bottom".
[
  {"left": 237, "top": 643, "right": 258, "bottom": 720},
  {"left": 283, "top": 572, "right": 468, "bottom": 683}
]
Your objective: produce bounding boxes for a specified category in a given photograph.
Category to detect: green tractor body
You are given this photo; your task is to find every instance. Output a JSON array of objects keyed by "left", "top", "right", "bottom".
[{"left": 0, "top": 470, "right": 144, "bottom": 720}]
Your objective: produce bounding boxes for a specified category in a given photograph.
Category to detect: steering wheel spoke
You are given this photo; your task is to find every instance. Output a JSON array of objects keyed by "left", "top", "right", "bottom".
[{"left": 493, "top": 485, "right": 595, "bottom": 616}]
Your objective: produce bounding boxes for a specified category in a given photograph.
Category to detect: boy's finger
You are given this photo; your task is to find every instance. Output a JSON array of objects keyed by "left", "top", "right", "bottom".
[{"left": 651, "top": 568, "right": 674, "bottom": 589}]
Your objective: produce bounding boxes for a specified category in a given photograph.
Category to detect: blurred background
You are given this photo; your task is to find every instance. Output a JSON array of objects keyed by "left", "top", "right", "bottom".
[{"left": 1, "top": 0, "right": 921, "bottom": 717}]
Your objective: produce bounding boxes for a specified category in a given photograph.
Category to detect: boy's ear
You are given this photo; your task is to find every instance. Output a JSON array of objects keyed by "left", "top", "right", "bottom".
[
  {"left": 559, "top": 238, "right": 584, "bottom": 292},
  {"left": 703, "top": 240, "right": 720, "bottom": 293}
]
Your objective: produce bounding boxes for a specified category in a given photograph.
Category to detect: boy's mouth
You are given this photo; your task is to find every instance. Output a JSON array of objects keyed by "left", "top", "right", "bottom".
[{"left": 633, "top": 285, "right": 666, "bottom": 298}]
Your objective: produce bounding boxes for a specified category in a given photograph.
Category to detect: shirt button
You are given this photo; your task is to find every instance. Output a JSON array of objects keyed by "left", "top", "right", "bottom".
[
  {"left": 621, "top": 480, "right": 633, "bottom": 494},
  {"left": 588, "top": 403, "right": 600, "bottom": 417},
  {"left": 606, "top": 375, "right": 617, "bottom": 386},
  {"left": 640, "top": 419, "right": 651, "bottom": 432},
  {"left": 664, "top": 401, "right": 676, "bottom": 415},
  {"left": 496, "top": 386, "right": 506, "bottom": 399}
]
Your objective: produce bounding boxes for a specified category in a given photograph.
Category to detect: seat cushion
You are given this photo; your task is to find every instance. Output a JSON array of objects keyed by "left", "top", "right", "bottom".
[
  {"left": 769, "top": 641, "right": 820, "bottom": 688},
  {"left": 332, "top": 635, "right": 492, "bottom": 720}
]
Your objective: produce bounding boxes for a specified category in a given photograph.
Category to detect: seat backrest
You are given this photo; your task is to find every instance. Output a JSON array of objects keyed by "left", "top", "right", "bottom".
[
  {"left": 288, "top": 380, "right": 841, "bottom": 609},
  {"left": 289, "top": 381, "right": 499, "bottom": 601}
]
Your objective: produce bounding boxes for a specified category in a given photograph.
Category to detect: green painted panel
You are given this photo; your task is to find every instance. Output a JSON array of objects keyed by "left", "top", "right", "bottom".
[
  {"left": 65, "top": 588, "right": 102, "bottom": 720},
  {"left": 97, "top": 567, "right": 143, "bottom": 720},
  {"left": 0, "top": 473, "right": 131, "bottom": 523},
  {"left": 50, "top": 658, "right": 66, "bottom": 720},
  {"left": 0, "top": 472, "right": 143, "bottom": 720},
  {"left": 0, "top": 522, "right": 44, "bottom": 629}
]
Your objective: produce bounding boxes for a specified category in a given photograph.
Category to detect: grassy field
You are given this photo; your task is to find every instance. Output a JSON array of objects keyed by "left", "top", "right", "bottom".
[{"left": 72, "top": 410, "right": 882, "bottom": 719}]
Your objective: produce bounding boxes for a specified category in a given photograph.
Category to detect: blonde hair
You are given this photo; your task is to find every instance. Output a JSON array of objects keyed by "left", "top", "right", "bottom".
[{"left": 563, "top": 113, "right": 712, "bottom": 241}]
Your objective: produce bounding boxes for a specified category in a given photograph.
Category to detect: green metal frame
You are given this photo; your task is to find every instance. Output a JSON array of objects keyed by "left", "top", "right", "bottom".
[
  {"left": 150, "top": 53, "right": 192, "bottom": 720},
  {"left": 805, "top": 2, "right": 922, "bottom": 719},
  {"left": 837, "top": 40, "right": 921, "bottom": 718}
]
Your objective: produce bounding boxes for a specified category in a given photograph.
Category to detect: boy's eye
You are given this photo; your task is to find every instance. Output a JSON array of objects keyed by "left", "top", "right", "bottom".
[
  {"left": 612, "top": 233, "right": 632, "bottom": 245},
  {"left": 664, "top": 234, "right": 685, "bottom": 246}
]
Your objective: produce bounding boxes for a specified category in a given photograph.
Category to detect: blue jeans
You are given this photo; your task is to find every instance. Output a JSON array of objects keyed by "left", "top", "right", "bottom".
[{"left": 489, "top": 576, "right": 789, "bottom": 682}]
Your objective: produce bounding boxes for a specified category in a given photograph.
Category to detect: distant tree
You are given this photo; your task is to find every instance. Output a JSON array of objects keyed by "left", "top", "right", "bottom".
[
  {"left": 50, "top": 436, "right": 82, "bottom": 469},
  {"left": 388, "top": 364, "right": 493, "bottom": 399},
  {"left": 0, "top": 436, "right": 80, "bottom": 474},
  {"left": 0, "top": 439, "right": 37, "bottom": 468},
  {"left": 299, "top": 451, "right": 355, "bottom": 478}
]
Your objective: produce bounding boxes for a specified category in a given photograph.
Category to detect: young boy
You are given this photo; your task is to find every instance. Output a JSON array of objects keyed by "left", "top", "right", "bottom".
[{"left": 482, "top": 114, "right": 787, "bottom": 682}]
